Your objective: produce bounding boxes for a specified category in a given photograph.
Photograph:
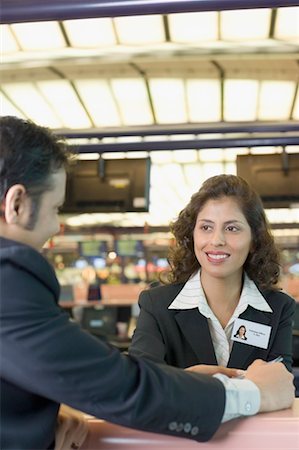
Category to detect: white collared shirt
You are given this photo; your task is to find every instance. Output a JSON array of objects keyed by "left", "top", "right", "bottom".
[{"left": 168, "top": 270, "right": 272, "bottom": 367}]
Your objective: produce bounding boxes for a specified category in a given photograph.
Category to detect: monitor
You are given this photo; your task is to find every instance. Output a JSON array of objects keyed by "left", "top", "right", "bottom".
[
  {"left": 81, "top": 306, "right": 117, "bottom": 338},
  {"left": 61, "top": 157, "right": 151, "bottom": 213},
  {"left": 237, "top": 153, "right": 299, "bottom": 208},
  {"left": 115, "top": 239, "right": 144, "bottom": 257}
]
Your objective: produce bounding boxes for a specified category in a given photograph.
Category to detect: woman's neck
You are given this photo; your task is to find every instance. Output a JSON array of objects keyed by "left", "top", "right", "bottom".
[{"left": 200, "top": 272, "right": 243, "bottom": 328}]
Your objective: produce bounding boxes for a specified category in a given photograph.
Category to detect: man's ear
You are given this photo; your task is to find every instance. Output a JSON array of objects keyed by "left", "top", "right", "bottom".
[{"left": 3, "top": 184, "right": 27, "bottom": 224}]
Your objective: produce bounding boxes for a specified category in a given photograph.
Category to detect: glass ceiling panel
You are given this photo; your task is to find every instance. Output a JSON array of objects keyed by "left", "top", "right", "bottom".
[
  {"left": 11, "top": 22, "right": 66, "bottom": 50},
  {"left": 1, "top": 82, "right": 63, "bottom": 128},
  {"left": 0, "top": 92, "right": 25, "bottom": 117},
  {"left": 220, "top": 9, "right": 271, "bottom": 41},
  {"left": 1, "top": 25, "right": 19, "bottom": 53},
  {"left": 275, "top": 7, "right": 299, "bottom": 41},
  {"left": 187, "top": 80, "right": 221, "bottom": 122},
  {"left": 74, "top": 80, "right": 121, "bottom": 127},
  {"left": 224, "top": 80, "right": 259, "bottom": 121},
  {"left": 258, "top": 81, "right": 296, "bottom": 120},
  {"left": 149, "top": 79, "right": 187, "bottom": 123},
  {"left": 114, "top": 15, "right": 165, "bottom": 45},
  {"left": 37, "top": 80, "right": 92, "bottom": 128},
  {"left": 63, "top": 18, "right": 116, "bottom": 47},
  {"left": 1, "top": 7, "right": 298, "bottom": 230},
  {"left": 111, "top": 79, "right": 154, "bottom": 125},
  {"left": 168, "top": 11, "right": 218, "bottom": 43}
]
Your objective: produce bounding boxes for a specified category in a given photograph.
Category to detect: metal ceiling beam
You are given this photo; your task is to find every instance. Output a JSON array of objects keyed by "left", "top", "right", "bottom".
[
  {"left": 74, "top": 135, "right": 299, "bottom": 153},
  {"left": 2, "top": 0, "right": 299, "bottom": 24},
  {"left": 57, "top": 122, "right": 299, "bottom": 139}
]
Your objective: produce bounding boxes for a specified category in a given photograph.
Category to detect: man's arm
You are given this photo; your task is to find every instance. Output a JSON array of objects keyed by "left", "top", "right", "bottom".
[{"left": 214, "top": 360, "right": 294, "bottom": 421}]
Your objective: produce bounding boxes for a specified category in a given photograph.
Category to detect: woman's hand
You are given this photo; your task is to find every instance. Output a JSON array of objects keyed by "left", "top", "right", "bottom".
[{"left": 185, "top": 364, "right": 241, "bottom": 378}]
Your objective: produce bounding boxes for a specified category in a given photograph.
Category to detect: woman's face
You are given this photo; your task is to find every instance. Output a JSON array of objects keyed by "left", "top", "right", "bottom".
[
  {"left": 239, "top": 326, "right": 246, "bottom": 336},
  {"left": 193, "top": 196, "right": 252, "bottom": 283}
]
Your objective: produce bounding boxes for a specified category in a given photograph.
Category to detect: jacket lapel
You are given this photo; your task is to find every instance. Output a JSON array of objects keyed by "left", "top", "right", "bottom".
[
  {"left": 174, "top": 309, "right": 217, "bottom": 365},
  {"left": 228, "top": 306, "right": 272, "bottom": 369}
]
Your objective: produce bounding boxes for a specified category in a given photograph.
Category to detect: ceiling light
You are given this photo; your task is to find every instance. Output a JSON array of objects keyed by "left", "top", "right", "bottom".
[
  {"left": 275, "top": 7, "right": 299, "bottom": 41},
  {"left": 63, "top": 18, "right": 116, "bottom": 47},
  {"left": 1, "top": 25, "right": 19, "bottom": 53},
  {"left": 224, "top": 79, "right": 259, "bottom": 121},
  {"left": 168, "top": 12, "right": 218, "bottom": 43},
  {"left": 258, "top": 81, "right": 296, "bottom": 120},
  {"left": 221, "top": 9, "right": 271, "bottom": 41},
  {"left": 187, "top": 79, "right": 221, "bottom": 122},
  {"left": 114, "top": 15, "right": 165, "bottom": 45},
  {"left": 266, "top": 208, "right": 299, "bottom": 224},
  {"left": 37, "top": 80, "right": 92, "bottom": 129},
  {"left": 11, "top": 21, "right": 66, "bottom": 50},
  {"left": 111, "top": 78, "right": 153, "bottom": 125},
  {"left": 149, "top": 78, "right": 187, "bottom": 123},
  {"left": 75, "top": 80, "right": 120, "bottom": 127},
  {"left": 199, "top": 150, "right": 225, "bottom": 162},
  {"left": 149, "top": 151, "right": 173, "bottom": 164},
  {"left": 0, "top": 92, "right": 25, "bottom": 118},
  {"left": 173, "top": 150, "right": 198, "bottom": 163},
  {"left": 1, "top": 82, "right": 62, "bottom": 128}
]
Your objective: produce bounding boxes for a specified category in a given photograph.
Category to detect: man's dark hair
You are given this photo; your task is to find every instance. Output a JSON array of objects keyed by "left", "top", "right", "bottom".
[{"left": 0, "top": 116, "right": 69, "bottom": 229}]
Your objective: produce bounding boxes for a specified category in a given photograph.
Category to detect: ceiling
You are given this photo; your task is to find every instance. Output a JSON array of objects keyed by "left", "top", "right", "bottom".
[{"left": 1, "top": 5, "right": 299, "bottom": 233}]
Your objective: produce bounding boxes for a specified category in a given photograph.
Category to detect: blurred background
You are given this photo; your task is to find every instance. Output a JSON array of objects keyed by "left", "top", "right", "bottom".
[{"left": 1, "top": 2, "right": 299, "bottom": 338}]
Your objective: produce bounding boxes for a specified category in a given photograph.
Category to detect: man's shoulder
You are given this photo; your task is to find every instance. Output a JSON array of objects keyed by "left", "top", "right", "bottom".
[
  {"left": 0, "top": 236, "right": 59, "bottom": 297},
  {"left": 0, "top": 237, "right": 47, "bottom": 272}
]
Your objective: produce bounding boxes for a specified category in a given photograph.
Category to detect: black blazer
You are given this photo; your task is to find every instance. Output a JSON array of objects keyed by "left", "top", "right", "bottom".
[
  {"left": 129, "top": 282, "right": 295, "bottom": 372},
  {"left": 0, "top": 238, "right": 225, "bottom": 449}
]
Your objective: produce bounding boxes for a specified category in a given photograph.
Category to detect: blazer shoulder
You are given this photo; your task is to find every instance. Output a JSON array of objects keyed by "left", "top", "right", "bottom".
[
  {"left": 262, "top": 288, "right": 296, "bottom": 311},
  {"left": 139, "top": 282, "right": 185, "bottom": 309}
]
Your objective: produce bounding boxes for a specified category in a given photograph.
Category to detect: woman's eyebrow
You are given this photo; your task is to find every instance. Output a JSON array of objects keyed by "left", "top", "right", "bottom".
[{"left": 196, "top": 219, "right": 245, "bottom": 225}]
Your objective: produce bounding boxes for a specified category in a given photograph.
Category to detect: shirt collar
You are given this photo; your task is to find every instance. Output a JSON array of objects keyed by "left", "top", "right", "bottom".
[{"left": 168, "top": 270, "right": 272, "bottom": 314}]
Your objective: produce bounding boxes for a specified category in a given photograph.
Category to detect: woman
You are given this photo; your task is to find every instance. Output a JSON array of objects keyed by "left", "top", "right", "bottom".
[
  {"left": 234, "top": 325, "right": 247, "bottom": 340},
  {"left": 129, "top": 174, "right": 295, "bottom": 372}
]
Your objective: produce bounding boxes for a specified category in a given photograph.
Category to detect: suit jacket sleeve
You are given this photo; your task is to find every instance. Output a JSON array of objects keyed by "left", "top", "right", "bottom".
[
  {"left": 267, "top": 292, "right": 296, "bottom": 372},
  {"left": 0, "top": 258, "right": 225, "bottom": 443},
  {"left": 129, "top": 289, "right": 168, "bottom": 364}
]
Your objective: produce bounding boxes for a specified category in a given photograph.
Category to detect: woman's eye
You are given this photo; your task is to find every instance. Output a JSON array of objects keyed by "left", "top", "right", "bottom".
[
  {"left": 226, "top": 225, "right": 238, "bottom": 232},
  {"left": 201, "top": 225, "right": 212, "bottom": 231}
]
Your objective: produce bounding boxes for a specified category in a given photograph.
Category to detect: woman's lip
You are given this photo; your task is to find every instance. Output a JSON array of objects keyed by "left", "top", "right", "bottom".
[
  {"left": 205, "top": 251, "right": 230, "bottom": 256},
  {"left": 205, "top": 252, "right": 230, "bottom": 261}
]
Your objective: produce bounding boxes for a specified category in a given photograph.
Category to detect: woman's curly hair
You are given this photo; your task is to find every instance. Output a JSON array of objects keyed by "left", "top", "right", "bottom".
[{"left": 163, "top": 174, "right": 280, "bottom": 290}]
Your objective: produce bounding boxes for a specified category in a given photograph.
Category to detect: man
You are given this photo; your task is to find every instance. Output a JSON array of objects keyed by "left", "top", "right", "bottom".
[{"left": 0, "top": 116, "right": 294, "bottom": 449}]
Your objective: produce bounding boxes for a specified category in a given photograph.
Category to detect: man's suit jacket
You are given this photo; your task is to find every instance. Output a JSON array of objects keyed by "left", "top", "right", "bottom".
[
  {"left": 0, "top": 238, "right": 225, "bottom": 449},
  {"left": 129, "top": 282, "right": 295, "bottom": 372}
]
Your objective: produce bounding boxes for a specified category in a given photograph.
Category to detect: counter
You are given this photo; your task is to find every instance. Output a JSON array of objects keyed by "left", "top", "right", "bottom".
[{"left": 81, "top": 399, "right": 299, "bottom": 450}]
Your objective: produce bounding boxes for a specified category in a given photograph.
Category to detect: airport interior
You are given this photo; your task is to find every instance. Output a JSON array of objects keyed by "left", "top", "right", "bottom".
[{"left": 1, "top": 1, "right": 299, "bottom": 447}]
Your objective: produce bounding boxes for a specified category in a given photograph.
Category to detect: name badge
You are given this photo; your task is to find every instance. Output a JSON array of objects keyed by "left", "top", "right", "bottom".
[{"left": 231, "top": 318, "right": 271, "bottom": 349}]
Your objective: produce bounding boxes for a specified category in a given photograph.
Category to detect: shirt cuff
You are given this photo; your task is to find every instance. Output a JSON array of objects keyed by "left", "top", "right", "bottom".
[{"left": 213, "top": 374, "right": 261, "bottom": 422}]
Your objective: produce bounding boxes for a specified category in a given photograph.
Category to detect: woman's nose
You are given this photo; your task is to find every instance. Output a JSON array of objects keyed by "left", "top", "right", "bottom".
[{"left": 210, "top": 229, "right": 226, "bottom": 246}]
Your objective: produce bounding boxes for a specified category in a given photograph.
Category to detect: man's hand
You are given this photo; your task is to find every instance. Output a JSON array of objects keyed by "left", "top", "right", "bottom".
[
  {"left": 245, "top": 359, "right": 295, "bottom": 412},
  {"left": 185, "top": 364, "right": 240, "bottom": 378}
]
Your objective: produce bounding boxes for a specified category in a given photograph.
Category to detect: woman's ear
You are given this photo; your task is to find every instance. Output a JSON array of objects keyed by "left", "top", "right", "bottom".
[{"left": 3, "top": 184, "right": 27, "bottom": 224}]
